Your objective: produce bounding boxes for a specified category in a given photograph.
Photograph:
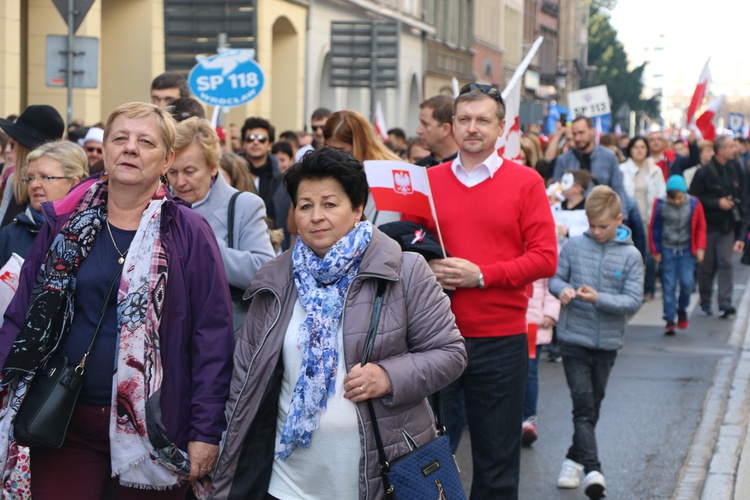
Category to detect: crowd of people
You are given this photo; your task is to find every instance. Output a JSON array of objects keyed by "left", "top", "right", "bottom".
[{"left": 0, "top": 70, "right": 746, "bottom": 500}]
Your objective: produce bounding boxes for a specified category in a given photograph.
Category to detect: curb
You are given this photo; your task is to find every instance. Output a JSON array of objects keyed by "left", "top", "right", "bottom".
[{"left": 672, "top": 275, "right": 750, "bottom": 500}]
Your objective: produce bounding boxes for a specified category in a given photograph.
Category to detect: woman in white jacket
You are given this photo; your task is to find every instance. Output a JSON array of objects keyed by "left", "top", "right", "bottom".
[{"left": 619, "top": 136, "right": 666, "bottom": 300}]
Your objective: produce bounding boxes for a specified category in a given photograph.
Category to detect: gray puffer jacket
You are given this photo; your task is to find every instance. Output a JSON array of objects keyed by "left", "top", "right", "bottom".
[
  {"left": 548, "top": 226, "right": 643, "bottom": 350},
  {"left": 210, "top": 229, "right": 466, "bottom": 499}
]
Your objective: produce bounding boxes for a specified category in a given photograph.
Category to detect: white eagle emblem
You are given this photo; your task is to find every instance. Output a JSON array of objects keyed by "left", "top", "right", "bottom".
[{"left": 392, "top": 170, "right": 413, "bottom": 195}]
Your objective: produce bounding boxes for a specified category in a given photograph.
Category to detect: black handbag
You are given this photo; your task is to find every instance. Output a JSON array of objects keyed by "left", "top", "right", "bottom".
[
  {"left": 227, "top": 191, "right": 250, "bottom": 335},
  {"left": 362, "top": 280, "right": 466, "bottom": 500},
  {"left": 14, "top": 265, "right": 122, "bottom": 449}
]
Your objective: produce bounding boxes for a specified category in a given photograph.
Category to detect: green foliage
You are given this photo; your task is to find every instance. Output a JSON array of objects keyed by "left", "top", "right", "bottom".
[{"left": 588, "top": 1, "right": 661, "bottom": 120}]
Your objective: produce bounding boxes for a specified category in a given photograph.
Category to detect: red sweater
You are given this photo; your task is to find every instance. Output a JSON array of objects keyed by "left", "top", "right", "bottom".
[{"left": 405, "top": 160, "right": 558, "bottom": 337}]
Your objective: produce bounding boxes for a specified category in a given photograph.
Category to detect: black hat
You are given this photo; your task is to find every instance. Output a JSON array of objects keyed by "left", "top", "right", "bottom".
[
  {"left": 378, "top": 221, "right": 448, "bottom": 262},
  {"left": 0, "top": 105, "right": 65, "bottom": 150}
]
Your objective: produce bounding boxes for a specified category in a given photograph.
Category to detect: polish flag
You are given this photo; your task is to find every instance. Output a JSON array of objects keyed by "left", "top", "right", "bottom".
[
  {"left": 695, "top": 95, "right": 724, "bottom": 142},
  {"left": 373, "top": 101, "right": 389, "bottom": 141},
  {"left": 364, "top": 160, "right": 434, "bottom": 221},
  {"left": 686, "top": 58, "right": 711, "bottom": 128},
  {"left": 496, "top": 36, "right": 544, "bottom": 161}
]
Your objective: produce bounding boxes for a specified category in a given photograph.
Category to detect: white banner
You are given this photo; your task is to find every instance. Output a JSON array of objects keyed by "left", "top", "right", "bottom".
[{"left": 568, "top": 85, "right": 611, "bottom": 118}]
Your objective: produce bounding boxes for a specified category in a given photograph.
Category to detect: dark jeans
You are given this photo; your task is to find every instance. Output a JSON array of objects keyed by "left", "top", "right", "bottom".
[
  {"left": 699, "top": 230, "right": 735, "bottom": 310},
  {"left": 661, "top": 246, "right": 696, "bottom": 322},
  {"left": 442, "top": 334, "right": 528, "bottom": 500},
  {"left": 560, "top": 343, "right": 617, "bottom": 474},
  {"left": 31, "top": 403, "right": 189, "bottom": 499},
  {"left": 446, "top": 390, "right": 467, "bottom": 454},
  {"left": 523, "top": 345, "right": 542, "bottom": 419}
]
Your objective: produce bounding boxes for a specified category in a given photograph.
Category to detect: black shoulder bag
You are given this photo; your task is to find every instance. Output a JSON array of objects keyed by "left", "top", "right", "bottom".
[
  {"left": 362, "top": 280, "right": 466, "bottom": 500},
  {"left": 227, "top": 191, "right": 250, "bottom": 335},
  {"left": 14, "top": 265, "right": 123, "bottom": 449}
]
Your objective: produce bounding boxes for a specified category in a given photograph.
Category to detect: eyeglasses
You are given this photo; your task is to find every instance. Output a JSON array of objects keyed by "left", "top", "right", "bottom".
[
  {"left": 245, "top": 134, "right": 268, "bottom": 143},
  {"left": 21, "top": 175, "right": 72, "bottom": 185},
  {"left": 86, "top": 146, "right": 103, "bottom": 154},
  {"left": 459, "top": 83, "right": 504, "bottom": 104},
  {"left": 311, "top": 125, "right": 323, "bottom": 131}
]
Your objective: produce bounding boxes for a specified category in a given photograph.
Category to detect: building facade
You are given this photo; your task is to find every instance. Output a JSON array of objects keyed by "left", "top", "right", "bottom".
[
  {"left": 473, "top": 0, "right": 505, "bottom": 88},
  {"left": 305, "top": 0, "right": 431, "bottom": 136},
  {"left": 0, "top": 0, "right": 308, "bottom": 133}
]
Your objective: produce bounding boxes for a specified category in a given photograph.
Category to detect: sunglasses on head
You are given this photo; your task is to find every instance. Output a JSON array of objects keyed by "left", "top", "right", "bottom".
[
  {"left": 459, "top": 83, "right": 504, "bottom": 104},
  {"left": 86, "top": 146, "right": 102, "bottom": 154},
  {"left": 245, "top": 133, "right": 268, "bottom": 143}
]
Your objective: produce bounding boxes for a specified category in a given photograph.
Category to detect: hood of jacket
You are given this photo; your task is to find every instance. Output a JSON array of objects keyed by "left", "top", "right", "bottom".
[
  {"left": 583, "top": 224, "right": 634, "bottom": 247},
  {"left": 13, "top": 205, "right": 45, "bottom": 231}
]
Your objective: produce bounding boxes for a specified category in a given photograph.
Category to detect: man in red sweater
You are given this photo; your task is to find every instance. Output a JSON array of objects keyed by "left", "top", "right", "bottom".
[{"left": 405, "top": 83, "right": 558, "bottom": 499}]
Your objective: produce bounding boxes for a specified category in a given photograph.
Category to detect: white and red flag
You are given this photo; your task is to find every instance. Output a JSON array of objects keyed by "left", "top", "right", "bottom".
[
  {"left": 595, "top": 116, "right": 603, "bottom": 145},
  {"left": 364, "top": 160, "right": 434, "bottom": 221},
  {"left": 686, "top": 58, "right": 711, "bottom": 128},
  {"left": 373, "top": 101, "right": 389, "bottom": 141},
  {"left": 695, "top": 95, "right": 724, "bottom": 142},
  {"left": 496, "top": 36, "right": 544, "bottom": 161}
]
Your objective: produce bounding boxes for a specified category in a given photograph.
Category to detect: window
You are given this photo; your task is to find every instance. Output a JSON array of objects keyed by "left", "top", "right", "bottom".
[{"left": 163, "top": 0, "right": 257, "bottom": 72}]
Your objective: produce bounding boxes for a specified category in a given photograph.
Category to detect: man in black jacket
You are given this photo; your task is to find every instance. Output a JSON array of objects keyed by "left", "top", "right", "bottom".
[{"left": 688, "top": 136, "right": 745, "bottom": 318}]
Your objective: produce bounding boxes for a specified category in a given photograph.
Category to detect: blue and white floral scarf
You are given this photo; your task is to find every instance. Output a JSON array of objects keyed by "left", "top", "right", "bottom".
[{"left": 276, "top": 220, "right": 373, "bottom": 460}]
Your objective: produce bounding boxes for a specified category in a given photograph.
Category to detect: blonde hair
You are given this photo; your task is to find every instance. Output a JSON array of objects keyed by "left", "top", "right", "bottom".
[
  {"left": 23, "top": 140, "right": 88, "bottom": 181},
  {"left": 519, "top": 136, "right": 538, "bottom": 167},
  {"left": 585, "top": 185, "right": 621, "bottom": 220},
  {"left": 12, "top": 142, "right": 31, "bottom": 202},
  {"left": 174, "top": 117, "right": 221, "bottom": 169},
  {"left": 323, "top": 110, "right": 400, "bottom": 162},
  {"left": 104, "top": 102, "right": 176, "bottom": 157},
  {"left": 219, "top": 151, "right": 256, "bottom": 194}
]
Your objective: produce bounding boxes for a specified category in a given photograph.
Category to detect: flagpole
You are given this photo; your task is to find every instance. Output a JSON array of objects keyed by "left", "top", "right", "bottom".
[
  {"left": 501, "top": 36, "right": 543, "bottom": 100},
  {"left": 424, "top": 172, "right": 448, "bottom": 259}
]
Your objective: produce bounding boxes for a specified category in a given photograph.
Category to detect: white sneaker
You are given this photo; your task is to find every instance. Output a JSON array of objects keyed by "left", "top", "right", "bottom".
[
  {"left": 557, "top": 458, "right": 584, "bottom": 488},
  {"left": 583, "top": 470, "right": 607, "bottom": 499}
]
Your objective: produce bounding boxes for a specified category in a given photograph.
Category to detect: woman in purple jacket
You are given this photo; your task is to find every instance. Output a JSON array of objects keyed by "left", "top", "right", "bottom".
[{"left": 0, "top": 102, "right": 234, "bottom": 499}]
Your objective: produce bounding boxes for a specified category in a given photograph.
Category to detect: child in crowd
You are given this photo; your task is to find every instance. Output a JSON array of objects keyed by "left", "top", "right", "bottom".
[
  {"left": 549, "top": 186, "right": 643, "bottom": 499},
  {"left": 649, "top": 175, "right": 706, "bottom": 335},
  {"left": 523, "top": 278, "right": 560, "bottom": 445},
  {"left": 553, "top": 170, "right": 592, "bottom": 244}
]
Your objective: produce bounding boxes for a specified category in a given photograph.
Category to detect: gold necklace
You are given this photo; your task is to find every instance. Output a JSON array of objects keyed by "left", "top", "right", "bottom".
[{"left": 106, "top": 219, "right": 129, "bottom": 265}]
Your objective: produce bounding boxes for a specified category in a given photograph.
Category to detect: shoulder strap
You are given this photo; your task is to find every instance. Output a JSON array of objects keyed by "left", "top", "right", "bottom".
[
  {"left": 227, "top": 191, "right": 242, "bottom": 249},
  {"left": 77, "top": 264, "right": 123, "bottom": 372},
  {"left": 362, "top": 279, "right": 447, "bottom": 475}
]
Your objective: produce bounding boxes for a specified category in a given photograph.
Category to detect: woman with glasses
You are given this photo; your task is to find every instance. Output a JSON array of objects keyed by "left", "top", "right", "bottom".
[
  {"left": 0, "top": 105, "right": 66, "bottom": 228},
  {"left": 322, "top": 110, "right": 402, "bottom": 226},
  {"left": 0, "top": 141, "right": 87, "bottom": 265}
]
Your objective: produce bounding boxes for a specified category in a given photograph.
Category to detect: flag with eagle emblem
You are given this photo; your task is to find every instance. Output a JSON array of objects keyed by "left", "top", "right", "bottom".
[{"left": 364, "top": 160, "right": 433, "bottom": 221}]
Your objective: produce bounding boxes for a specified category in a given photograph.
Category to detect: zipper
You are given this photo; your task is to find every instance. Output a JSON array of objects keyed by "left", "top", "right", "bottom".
[
  {"left": 342, "top": 273, "right": 398, "bottom": 500},
  {"left": 596, "top": 244, "right": 606, "bottom": 349},
  {"left": 215, "top": 286, "right": 281, "bottom": 473}
]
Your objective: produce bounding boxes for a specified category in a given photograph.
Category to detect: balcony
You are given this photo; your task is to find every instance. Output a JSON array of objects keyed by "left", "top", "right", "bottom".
[{"left": 541, "top": 1, "right": 559, "bottom": 17}]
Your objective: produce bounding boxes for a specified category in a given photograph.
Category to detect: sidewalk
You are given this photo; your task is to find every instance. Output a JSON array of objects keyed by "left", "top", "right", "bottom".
[{"left": 672, "top": 265, "right": 750, "bottom": 500}]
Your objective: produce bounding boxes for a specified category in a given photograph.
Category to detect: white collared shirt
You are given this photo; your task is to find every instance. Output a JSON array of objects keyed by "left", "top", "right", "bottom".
[{"left": 451, "top": 149, "right": 504, "bottom": 187}]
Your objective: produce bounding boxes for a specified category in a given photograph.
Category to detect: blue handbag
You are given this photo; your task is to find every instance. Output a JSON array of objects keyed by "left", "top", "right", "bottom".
[{"left": 362, "top": 280, "right": 466, "bottom": 500}]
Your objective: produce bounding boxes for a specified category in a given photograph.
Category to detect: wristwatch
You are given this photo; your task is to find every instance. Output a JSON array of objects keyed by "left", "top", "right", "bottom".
[{"left": 477, "top": 272, "right": 486, "bottom": 289}]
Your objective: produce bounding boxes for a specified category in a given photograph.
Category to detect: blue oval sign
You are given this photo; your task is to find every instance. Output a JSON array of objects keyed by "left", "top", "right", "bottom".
[{"left": 188, "top": 49, "right": 265, "bottom": 107}]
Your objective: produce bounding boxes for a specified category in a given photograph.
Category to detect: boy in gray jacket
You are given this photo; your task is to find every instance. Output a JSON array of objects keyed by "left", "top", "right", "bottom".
[{"left": 549, "top": 185, "right": 643, "bottom": 499}]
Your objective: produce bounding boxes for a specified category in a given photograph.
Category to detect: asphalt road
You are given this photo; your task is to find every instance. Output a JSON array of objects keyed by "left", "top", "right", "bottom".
[{"left": 453, "top": 258, "right": 750, "bottom": 499}]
